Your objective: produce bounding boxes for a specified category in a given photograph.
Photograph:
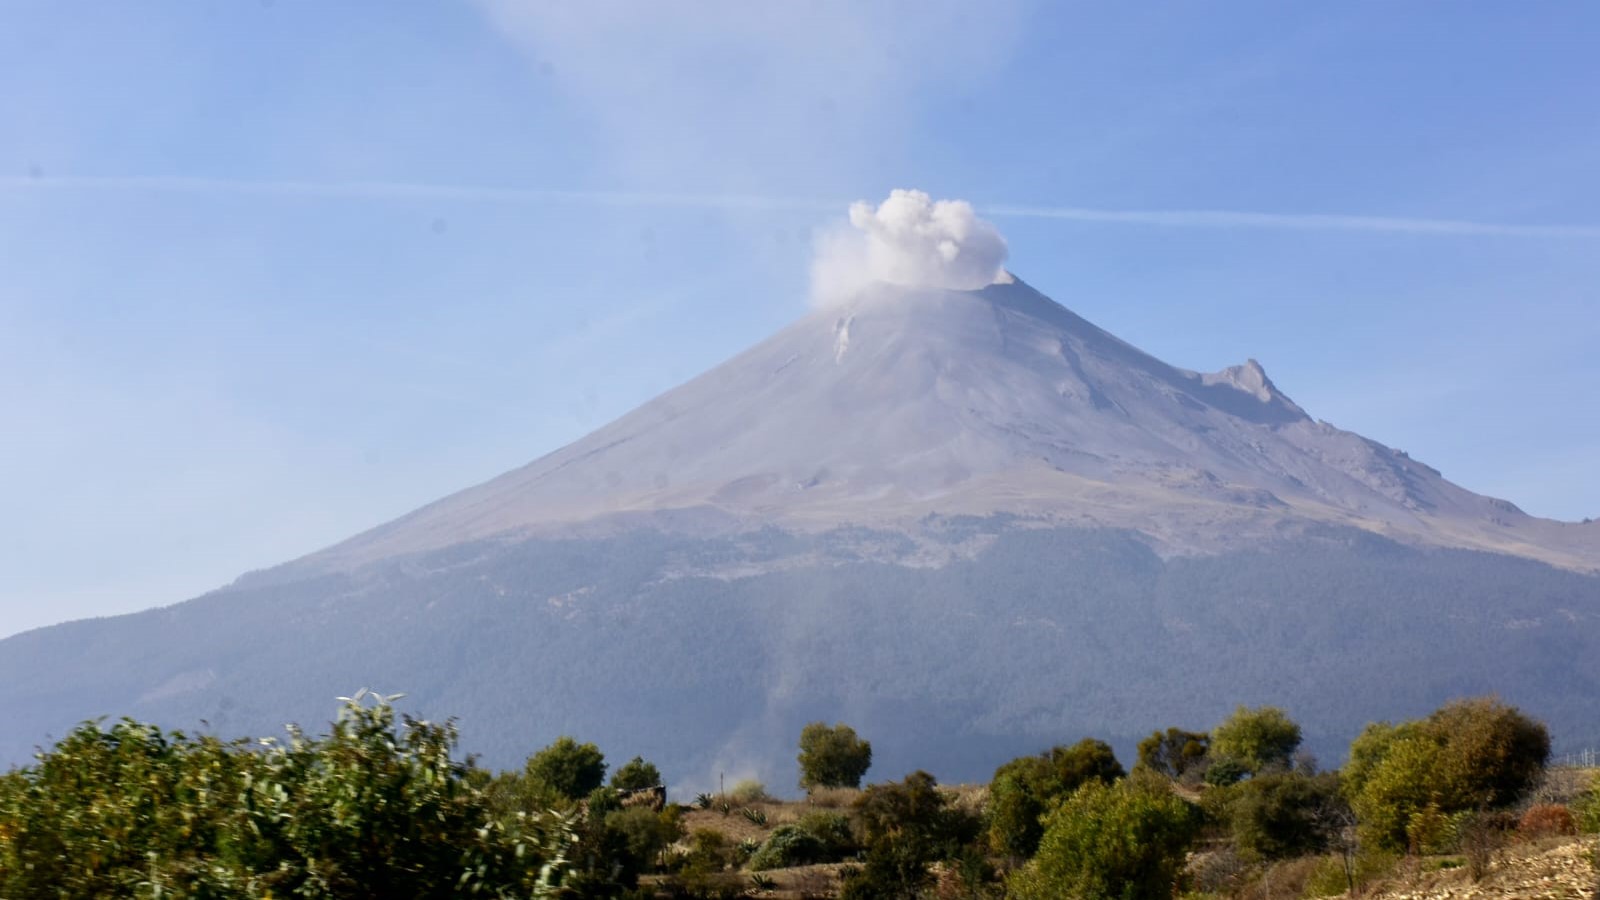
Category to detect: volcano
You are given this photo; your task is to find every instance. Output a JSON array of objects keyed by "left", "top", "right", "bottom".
[
  {"left": 2, "top": 277, "right": 1596, "bottom": 784},
  {"left": 303, "top": 276, "right": 1595, "bottom": 573}
]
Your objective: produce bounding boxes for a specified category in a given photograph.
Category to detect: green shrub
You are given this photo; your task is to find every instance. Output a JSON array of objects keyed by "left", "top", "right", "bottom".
[
  {"left": 1204, "top": 757, "right": 1249, "bottom": 787},
  {"left": 841, "top": 771, "right": 979, "bottom": 899},
  {"left": 525, "top": 735, "right": 608, "bottom": 801},
  {"left": 0, "top": 692, "right": 574, "bottom": 899},
  {"left": 1301, "top": 849, "right": 1400, "bottom": 897},
  {"left": 986, "top": 769, "right": 1048, "bottom": 859},
  {"left": 1211, "top": 705, "right": 1302, "bottom": 775},
  {"left": 985, "top": 738, "right": 1125, "bottom": 858},
  {"left": 607, "top": 805, "right": 684, "bottom": 870},
  {"left": 795, "top": 809, "right": 857, "bottom": 859},
  {"left": 1008, "top": 773, "right": 1202, "bottom": 900},
  {"left": 798, "top": 722, "right": 873, "bottom": 790},
  {"left": 727, "top": 779, "right": 771, "bottom": 805},
  {"left": 1227, "top": 772, "right": 1346, "bottom": 861},
  {"left": 682, "top": 827, "right": 734, "bottom": 871},
  {"left": 748, "top": 824, "right": 828, "bottom": 870},
  {"left": 1344, "top": 697, "right": 1550, "bottom": 852},
  {"left": 1572, "top": 773, "right": 1600, "bottom": 833},
  {"left": 1137, "top": 727, "right": 1210, "bottom": 780},
  {"left": 611, "top": 755, "right": 662, "bottom": 791}
]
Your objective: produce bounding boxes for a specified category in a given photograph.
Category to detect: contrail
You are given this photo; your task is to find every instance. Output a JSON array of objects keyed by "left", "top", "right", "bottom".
[
  {"left": 4, "top": 174, "right": 1598, "bottom": 239},
  {"left": 982, "top": 204, "right": 1600, "bottom": 239}
]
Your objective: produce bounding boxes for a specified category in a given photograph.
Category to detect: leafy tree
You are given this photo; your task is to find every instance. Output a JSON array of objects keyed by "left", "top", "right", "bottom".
[
  {"left": 986, "top": 768, "right": 1049, "bottom": 860},
  {"left": 1343, "top": 697, "right": 1549, "bottom": 852},
  {"left": 797, "top": 721, "right": 873, "bottom": 790},
  {"left": 0, "top": 692, "right": 573, "bottom": 899},
  {"left": 842, "top": 771, "right": 980, "bottom": 899},
  {"left": 1048, "top": 737, "right": 1127, "bottom": 788},
  {"left": 1136, "top": 727, "right": 1210, "bottom": 780},
  {"left": 1211, "top": 705, "right": 1302, "bottom": 775},
  {"left": 985, "top": 738, "right": 1125, "bottom": 858},
  {"left": 1204, "top": 757, "right": 1249, "bottom": 787},
  {"left": 1226, "top": 772, "right": 1347, "bottom": 861},
  {"left": 610, "top": 755, "right": 662, "bottom": 791},
  {"left": 525, "top": 735, "right": 608, "bottom": 801},
  {"left": 1009, "top": 773, "right": 1202, "bottom": 900},
  {"left": 607, "top": 805, "right": 683, "bottom": 871}
]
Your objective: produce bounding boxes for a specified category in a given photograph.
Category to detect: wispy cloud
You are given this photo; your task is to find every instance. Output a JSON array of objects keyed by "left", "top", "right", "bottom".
[
  {"left": 4, "top": 174, "right": 1599, "bottom": 239},
  {"left": 983, "top": 204, "right": 1600, "bottom": 239}
]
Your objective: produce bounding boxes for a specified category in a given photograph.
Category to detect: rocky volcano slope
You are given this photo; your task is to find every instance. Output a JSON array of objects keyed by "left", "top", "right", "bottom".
[
  {"left": 1, "top": 275, "right": 1595, "bottom": 783},
  {"left": 301, "top": 276, "right": 1594, "bottom": 575}
]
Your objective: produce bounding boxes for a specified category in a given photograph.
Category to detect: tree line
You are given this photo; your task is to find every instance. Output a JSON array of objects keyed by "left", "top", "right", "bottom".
[{"left": 0, "top": 691, "right": 1587, "bottom": 899}]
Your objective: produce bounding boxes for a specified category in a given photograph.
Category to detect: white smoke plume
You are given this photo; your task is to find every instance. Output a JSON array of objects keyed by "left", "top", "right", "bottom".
[{"left": 810, "top": 189, "right": 1009, "bottom": 307}]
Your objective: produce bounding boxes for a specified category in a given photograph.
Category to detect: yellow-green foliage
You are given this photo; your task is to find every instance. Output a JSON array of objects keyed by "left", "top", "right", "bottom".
[
  {"left": 985, "top": 738, "right": 1125, "bottom": 858},
  {"left": 1210, "top": 705, "right": 1302, "bottom": 775},
  {"left": 1008, "top": 773, "right": 1201, "bottom": 900},
  {"left": 0, "top": 692, "right": 573, "bottom": 898},
  {"left": 797, "top": 721, "right": 873, "bottom": 791},
  {"left": 1343, "top": 697, "right": 1549, "bottom": 852},
  {"left": 1570, "top": 772, "right": 1600, "bottom": 833},
  {"left": 524, "top": 735, "right": 608, "bottom": 801},
  {"left": 1301, "top": 849, "right": 1401, "bottom": 897}
]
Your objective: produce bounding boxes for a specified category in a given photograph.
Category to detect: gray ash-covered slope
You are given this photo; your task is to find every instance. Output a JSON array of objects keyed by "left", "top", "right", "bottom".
[
  {"left": 2, "top": 277, "right": 1597, "bottom": 785},
  {"left": 300, "top": 276, "right": 1594, "bottom": 573}
]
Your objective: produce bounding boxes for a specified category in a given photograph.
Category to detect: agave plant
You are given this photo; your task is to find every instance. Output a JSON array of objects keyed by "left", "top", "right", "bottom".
[
  {"left": 741, "top": 807, "right": 769, "bottom": 827},
  {"left": 749, "top": 872, "right": 777, "bottom": 892},
  {"left": 694, "top": 792, "right": 714, "bottom": 810}
]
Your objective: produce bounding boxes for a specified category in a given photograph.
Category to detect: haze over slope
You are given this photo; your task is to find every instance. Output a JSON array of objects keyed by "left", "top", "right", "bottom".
[
  {"left": 305, "top": 275, "right": 1595, "bottom": 575},
  {"left": 2, "top": 267, "right": 1598, "bottom": 783}
]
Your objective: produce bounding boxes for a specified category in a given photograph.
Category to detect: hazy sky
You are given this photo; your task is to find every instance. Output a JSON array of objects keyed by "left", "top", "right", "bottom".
[{"left": 2, "top": 2, "right": 1597, "bottom": 637}]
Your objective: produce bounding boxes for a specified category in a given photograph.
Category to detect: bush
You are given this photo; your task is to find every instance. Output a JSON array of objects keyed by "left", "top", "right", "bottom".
[
  {"left": 1205, "top": 757, "right": 1249, "bottom": 787},
  {"left": 727, "top": 779, "right": 771, "bottom": 805},
  {"left": 794, "top": 809, "right": 857, "bottom": 859},
  {"left": 805, "top": 785, "right": 861, "bottom": 808},
  {"left": 1302, "top": 850, "right": 1400, "bottom": 897},
  {"left": 985, "top": 738, "right": 1125, "bottom": 858},
  {"left": 682, "top": 827, "right": 735, "bottom": 871},
  {"left": 0, "top": 693, "right": 573, "bottom": 898},
  {"left": 1518, "top": 803, "right": 1577, "bottom": 838},
  {"left": 1573, "top": 773, "right": 1600, "bottom": 833},
  {"left": 1227, "top": 772, "right": 1346, "bottom": 861},
  {"left": 1344, "top": 697, "right": 1550, "bottom": 852},
  {"left": 611, "top": 755, "right": 662, "bottom": 791},
  {"left": 748, "top": 824, "right": 828, "bottom": 870},
  {"left": 525, "top": 735, "right": 608, "bottom": 801},
  {"left": 986, "top": 769, "right": 1048, "bottom": 859},
  {"left": 1008, "top": 773, "right": 1202, "bottom": 900},
  {"left": 798, "top": 722, "right": 873, "bottom": 790},
  {"left": 1405, "top": 802, "right": 1453, "bottom": 855},
  {"left": 841, "top": 771, "right": 979, "bottom": 899},
  {"left": 1137, "top": 727, "right": 1210, "bottom": 780},
  {"left": 1211, "top": 705, "right": 1302, "bottom": 775},
  {"left": 608, "top": 805, "right": 684, "bottom": 870}
]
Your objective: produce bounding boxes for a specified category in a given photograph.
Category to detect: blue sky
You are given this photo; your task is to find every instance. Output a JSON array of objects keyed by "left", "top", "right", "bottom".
[{"left": 2, "top": 1, "right": 1597, "bottom": 636}]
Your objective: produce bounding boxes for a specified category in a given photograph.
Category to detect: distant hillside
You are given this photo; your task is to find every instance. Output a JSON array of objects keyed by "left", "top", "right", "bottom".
[
  {"left": 2, "top": 276, "right": 1595, "bottom": 783},
  {"left": 3, "top": 521, "right": 1597, "bottom": 784}
]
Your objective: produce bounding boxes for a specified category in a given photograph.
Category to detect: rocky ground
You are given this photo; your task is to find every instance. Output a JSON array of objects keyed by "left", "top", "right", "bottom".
[{"left": 1349, "top": 838, "right": 1598, "bottom": 899}]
